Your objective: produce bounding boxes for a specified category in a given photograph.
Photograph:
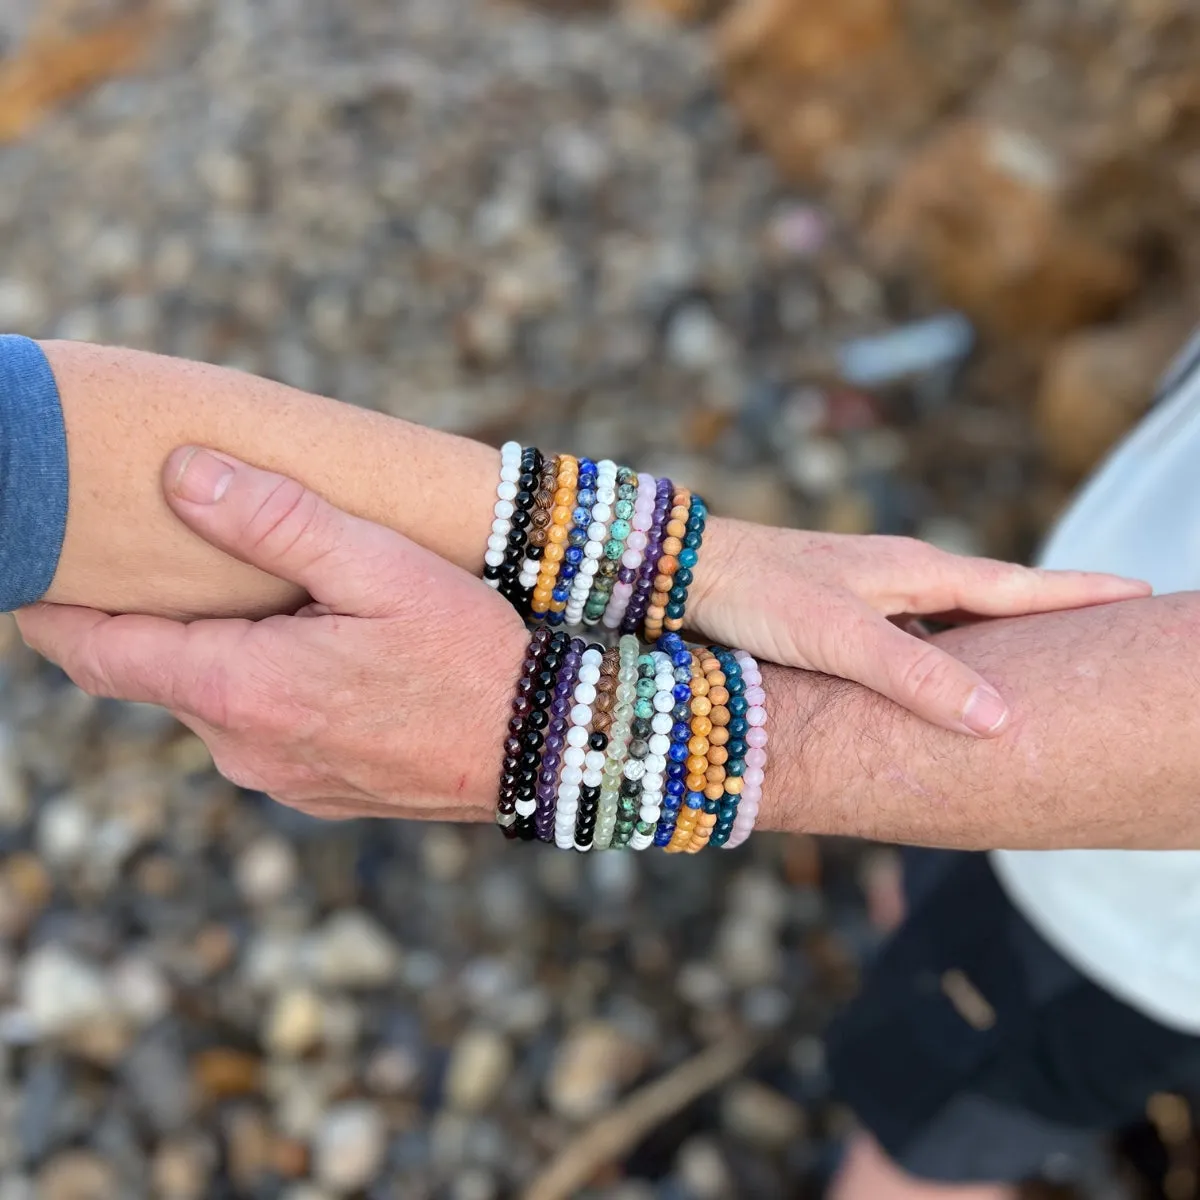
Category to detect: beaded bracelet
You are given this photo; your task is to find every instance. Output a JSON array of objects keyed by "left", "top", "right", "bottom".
[
  {"left": 531, "top": 455, "right": 578, "bottom": 621},
  {"left": 663, "top": 494, "right": 707, "bottom": 634},
  {"left": 494, "top": 446, "right": 542, "bottom": 606},
  {"left": 685, "top": 647, "right": 744, "bottom": 852},
  {"left": 567, "top": 458, "right": 615, "bottom": 626},
  {"left": 666, "top": 642, "right": 725, "bottom": 852},
  {"left": 535, "top": 636, "right": 584, "bottom": 842},
  {"left": 581, "top": 461, "right": 620, "bottom": 627},
  {"left": 485, "top": 441, "right": 523, "bottom": 588},
  {"left": 623, "top": 477, "right": 671, "bottom": 635},
  {"left": 724, "top": 649, "right": 766, "bottom": 849},
  {"left": 515, "top": 455, "right": 558, "bottom": 615},
  {"left": 556, "top": 642, "right": 604, "bottom": 849},
  {"left": 574, "top": 648, "right": 618, "bottom": 850},
  {"left": 593, "top": 636, "right": 638, "bottom": 849},
  {"left": 585, "top": 466, "right": 636, "bottom": 626},
  {"left": 627, "top": 650, "right": 672, "bottom": 849},
  {"left": 496, "top": 627, "right": 553, "bottom": 838},
  {"left": 644, "top": 485, "right": 692, "bottom": 643},
  {"left": 556, "top": 458, "right": 598, "bottom": 629},
  {"left": 612, "top": 647, "right": 661, "bottom": 848},
  {"left": 603, "top": 471, "right": 654, "bottom": 631},
  {"left": 517, "top": 630, "right": 572, "bottom": 840}
]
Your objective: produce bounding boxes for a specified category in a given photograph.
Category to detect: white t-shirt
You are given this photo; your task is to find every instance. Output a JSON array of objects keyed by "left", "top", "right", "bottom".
[{"left": 993, "top": 331, "right": 1200, "bottom": 1034}]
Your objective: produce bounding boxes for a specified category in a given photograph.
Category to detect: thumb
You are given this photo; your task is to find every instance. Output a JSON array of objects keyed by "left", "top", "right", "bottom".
[
  {"left": 164, "top": 446, "right": 415, "bottom": 616},
  {"left": 816, "top": 604, "right": 1011, "bottom": 738}
]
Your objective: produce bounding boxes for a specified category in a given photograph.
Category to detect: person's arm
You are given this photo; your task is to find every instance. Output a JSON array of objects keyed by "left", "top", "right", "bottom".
[
  {"left": 16, "top": 452, "right": 1200, "bottom": 850},
  {"left": 42, "top": 337, "right": 499, "bottom": 618},
  {"left": 761, "top": 593, "right": 1198, "bottom": 849},
  {"left": 17, "top": 336, "right": 1149, "bottom": 739}
]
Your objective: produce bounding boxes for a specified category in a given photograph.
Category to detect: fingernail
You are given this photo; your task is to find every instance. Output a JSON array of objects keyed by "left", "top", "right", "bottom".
[
  {"left": 172, "top": 448, "right": 233, "bottom": 504},
  {"left": 962, "top": 686, "right": 1009, "bottom": 736}
]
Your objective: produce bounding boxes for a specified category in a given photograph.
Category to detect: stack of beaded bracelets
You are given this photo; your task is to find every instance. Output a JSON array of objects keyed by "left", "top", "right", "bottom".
[
  {"left": 484, "top": 443, "right": 707, "bottom": 637},
  {"left": 496, "top": 629, "right": 767, "bottom": 851}
]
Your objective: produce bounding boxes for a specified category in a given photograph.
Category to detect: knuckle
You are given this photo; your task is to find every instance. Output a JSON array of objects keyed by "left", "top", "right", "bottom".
[
  {"left": 244, "top": 478, "right": 330, "bottom": 569},
  {"left": 895, "top": 644, "right": 953, "bottom": 702}
]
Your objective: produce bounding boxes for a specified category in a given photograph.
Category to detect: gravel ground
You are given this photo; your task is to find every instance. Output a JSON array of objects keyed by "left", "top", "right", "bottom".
[{"left": 0, "top": 2, "right": 1143, "bottom": 1198}]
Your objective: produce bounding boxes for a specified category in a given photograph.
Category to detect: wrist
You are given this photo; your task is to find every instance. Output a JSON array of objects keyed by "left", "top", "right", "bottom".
[{"left": 685, "top": 514, "right": 735, "bottom": 635}]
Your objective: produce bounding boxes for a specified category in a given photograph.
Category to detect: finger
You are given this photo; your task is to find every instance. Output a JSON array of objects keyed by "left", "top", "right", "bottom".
[
  {"left": 907, "top": 552, "right": 1151, "bottom": 618},
  {"left": 16, "top": 602, "right": 250, "bottom": 723},
  {"left": 163, "top": 447, "right": 427, "bottom": 617},
  {"left": 819, "top": 606, "right": 1011, "bottom": 737}
]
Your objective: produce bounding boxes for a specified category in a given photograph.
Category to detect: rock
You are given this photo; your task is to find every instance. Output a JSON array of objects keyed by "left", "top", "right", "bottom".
[
  {"left": 267, "top": 1062, "right": 353, "bottom": 1141},
  {"left": 1036, "top": 313, "right": 1190, "bottom": 479},
  {"left": 916, "top": 516, "right": 984, "bottom": 559},
  {"left": 449, "top": 1168, "right": 499, "bottom": 1200},
  {"left": 444, "top": 1029, "right": 513, "bottom": 1114},
  {"left": 676, "top": 961, "right": 731, "bottom": 1011},
  {"left": 108, "top": 955, "right": 171, "bottom": 1028},
  {"left": 421, "top": 827, "right": 470, "bottom": 882},
  {"left": 664, "top": 303, "right": 734, "bottom": 372},
  {"left": 36, "top": 796, "right": 93, "bottom": 870},
  {"left": 364, "top": 1046, "right": 421, "bottom": 1096},
  {"left": 718, "top": 0, "right": 999, "bottom": 189},
  {"left": 263, "top": 988, "right": 325, "bottom": 1058},
  {"left": 192, "top": 1049, "right": 263, "bottom": 1101},
  {"left": 149, "top": 1135, "right": 216, "bottom": 1200},
  {"left": 783, "top": 437, "right": 850, "bottom": 498},
  {"left": 308, "top": 910, "right": 401, "bottom": 989},
  {"left": 120, "top": 1025, "right": 194, "bottom": 1134},
  {"left": 870, "top": 119, "right": 1140, "bottom": 338},
  {"left": 19, "top": 946, "right": 112, "bottom": 1037},
  {"left": 721, "top": 1081, "right": 806, "bottom": 1149},
  {"left": 546, "top": 1022, "right": 645, "bottom": 1121},
  {"left": 0, "top": 731, "right": 30, "bottom": 829},
  {"left": 224, "top": 1107, "right": 272, "bottom": 1194},
  {"left": 312, "top": 1103, "right": 388, "bottom": 1195},
  {"left": 715, "top": 917, "right": 781, "bottom": 988},
  {"left": 234, "top": 836, "right": 299, "bottom": 906},
  {"left": 0, "top": 1177, "right": 34, "bottom": 1200},
  {"left": 34, "top": 1152, "right": 119, "bottom": 1200},
  {"left": 674, "top": 1137, "right": 734, "bottom": 1199}
]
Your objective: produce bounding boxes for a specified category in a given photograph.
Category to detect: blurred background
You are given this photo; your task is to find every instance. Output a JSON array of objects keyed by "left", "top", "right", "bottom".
[{"left": 0, "top": 0, "right": 1197, "bottom": 1197}]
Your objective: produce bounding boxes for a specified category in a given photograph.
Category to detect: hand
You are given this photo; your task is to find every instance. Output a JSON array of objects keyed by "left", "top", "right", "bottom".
[
  {"left": 17, "top": 448, "right": 527, "bottom": 822},
  {"left": 689, "top": 519, "right": 1150, "bottom": 737}
]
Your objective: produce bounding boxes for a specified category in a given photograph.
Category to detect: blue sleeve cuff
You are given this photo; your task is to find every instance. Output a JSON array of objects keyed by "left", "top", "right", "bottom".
[{"left": 0, "top": 335, "right": 69, "bottom": 611}]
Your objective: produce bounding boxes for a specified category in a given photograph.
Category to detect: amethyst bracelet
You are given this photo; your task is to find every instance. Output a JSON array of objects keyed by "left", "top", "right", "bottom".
[{"left": 535, "top": 636, "right": 585, "bottom": 842}]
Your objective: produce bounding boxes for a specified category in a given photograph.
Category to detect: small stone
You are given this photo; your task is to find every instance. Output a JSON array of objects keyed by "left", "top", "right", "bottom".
[
  {"left": 36, "top": 795, "right": 93, "bottom": 869},
  {"left": 121, "top": 1025, "right": 194, "bottom": 1134},
  {"left": 192, "top": 1048, "right": 262, "bottom": 1101},
  {"left": 235, "top": 836, "right": 299, "bottom": 906},
  {"left": 916, "top": 516, "right": 984, "bottom": 559},
  {"left": 0, "top": 731, "right": 30, "bottom": 828},
  {"left": 546, "top": 1022, "right": 645, "bottom": 1121},
  {"left": 715, "top": 917, "right": 781, "bottom": 988},
  {"left": 721, "top": 1081, "right": 806, "bottom": 1149},
  {"left": 225, "top": 1107, "right": 272, "bottom": 1193},
  {"left": 676, "top": 961, "right": 731, "bottom": 1011},
  {"left": 449, "top": 1168, "right": 498, "bottom": 1200},
  {"left": 263, "top": 988, "right": 325, "bottom": 1058},
  {"left": 150, "top": 1135, "right": 216, "bottom": 1200},
  {"left": 674, "top": 1137, "right": 733, "bottom": 1199},
  {"left": 364, "top": 1045, "right": 420, "bottom": 1096},
  {"left": 308, "top": 910, "right": 401, "bottom": 989},
  {"left": 665, "top": 303, "right": 734, "bottom": 372},
  {"left": 312, "top": 1102, "right": 388, "bottom": 1195},
  {"left": 108, "top": 955, "right": 171, "bottom": 1028},
  {"left": 0, "top": 1177, "right": 34, "bottom": 1200},
  {"left": 19, "top": 946, "right": 112, "bottom": 1036},
  {"left": 444, "top": 1029, "right": 513, "bottom": 1114},
  {"left": 421, "top": 827, "right": 469, "bottom": 882},
  {"left": 279, "top": 1189, "right": 334, "bottom": 1200},
  {"left": 783, "top": 436, "right": 850, "bottom": 498},
  {"left": 0, "top": 279, "right": 47, "bottom": 331},
  {"left": 34, "top": 1151, "right": 119, "bottom": 1200}
]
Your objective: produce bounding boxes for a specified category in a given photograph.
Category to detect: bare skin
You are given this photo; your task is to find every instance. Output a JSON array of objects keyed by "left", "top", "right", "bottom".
[
  {"left": 17, "top": 449, "right": 1200, "bottom": 852},
  {"left": 38, "top": 339, "right": 1148, "bottom": 738}
]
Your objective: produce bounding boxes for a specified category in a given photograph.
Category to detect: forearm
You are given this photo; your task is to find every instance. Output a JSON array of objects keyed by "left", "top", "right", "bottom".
[
  {"left": 42, "top": 339, "right": 502, "bottom": 617},
  {"left": 759, "top": 592, "right": 1200, "bottom": 849}
]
